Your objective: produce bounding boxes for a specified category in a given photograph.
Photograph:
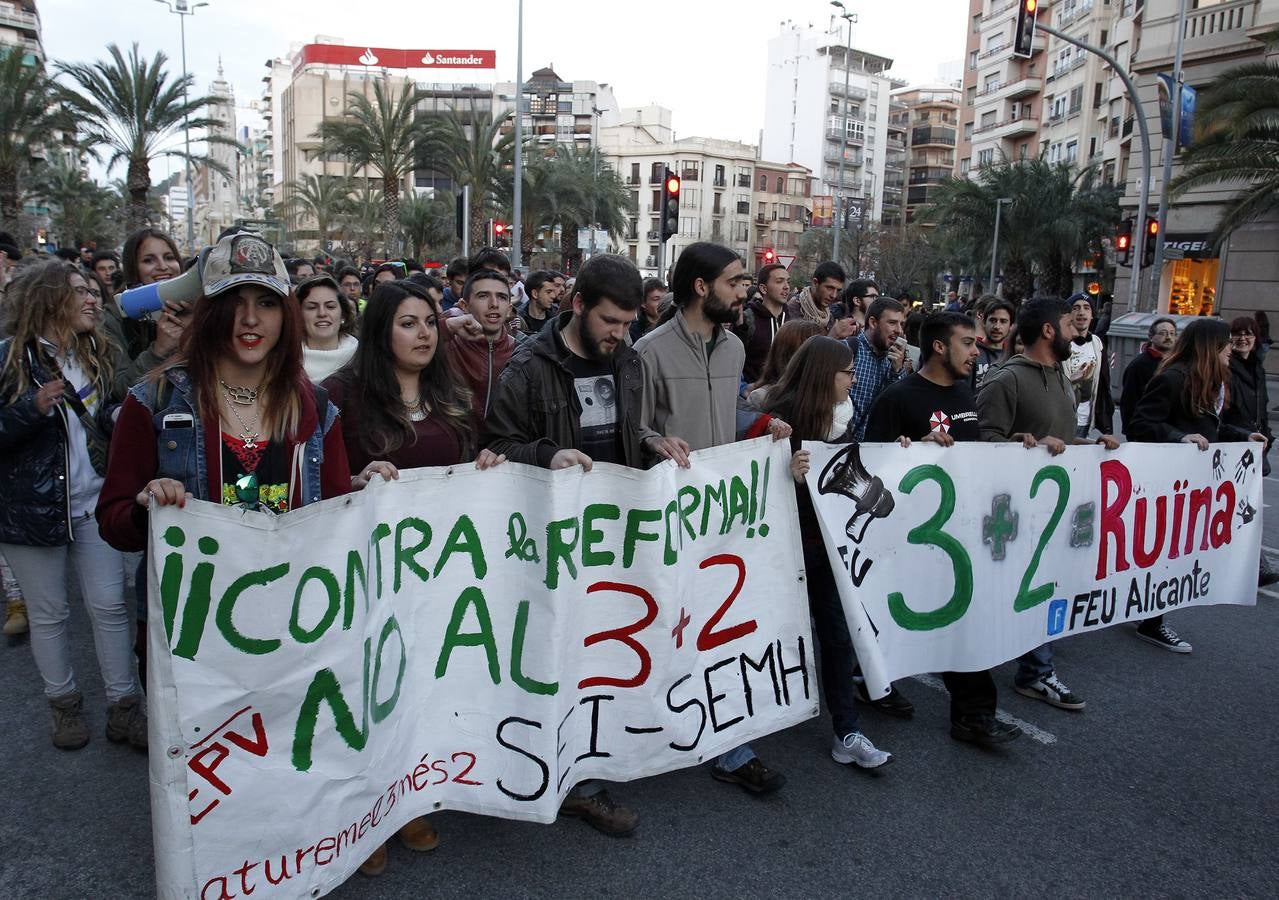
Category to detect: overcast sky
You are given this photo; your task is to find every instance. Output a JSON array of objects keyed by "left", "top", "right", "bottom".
[{"left": 43, "top": 0, "right": 967, "bottom": 185}]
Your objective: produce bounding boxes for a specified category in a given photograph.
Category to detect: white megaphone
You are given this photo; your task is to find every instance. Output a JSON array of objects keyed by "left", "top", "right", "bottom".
[{"left": 118, "top": 248, "right": 209, "bottom": 318}]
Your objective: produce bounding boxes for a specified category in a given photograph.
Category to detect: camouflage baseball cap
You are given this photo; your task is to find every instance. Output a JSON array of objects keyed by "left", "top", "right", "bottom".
[{"left": 200, "top": 231, "right": 290, "bottom": 298}]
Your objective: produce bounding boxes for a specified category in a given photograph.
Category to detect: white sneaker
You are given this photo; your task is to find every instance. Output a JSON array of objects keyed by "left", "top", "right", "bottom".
[{"left": 831, "top": 731, "right": 893, "bottom": 769}]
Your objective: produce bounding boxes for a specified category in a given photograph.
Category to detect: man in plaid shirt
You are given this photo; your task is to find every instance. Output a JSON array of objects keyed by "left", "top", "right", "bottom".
[{"left": 849, "top": 297, "right": 908, "bottom": 441}]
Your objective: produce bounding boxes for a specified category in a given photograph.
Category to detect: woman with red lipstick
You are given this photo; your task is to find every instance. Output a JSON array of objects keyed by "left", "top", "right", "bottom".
[
  {"left": 322, "top": 279, "right": 503, "bottom": 877},
  {"left": 96, "top": 233, "right": 375, "bottom": 683},
  {"left": 0, "top": 261, "right": 143, "bottom": 751}
]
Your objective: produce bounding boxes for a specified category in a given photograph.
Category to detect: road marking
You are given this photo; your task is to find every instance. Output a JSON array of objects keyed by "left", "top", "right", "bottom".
[
  {"left": 909, "top": 673, "right": 1058, "bottom": 746},
  {"left": 1258, "top": 587, "right": 1279, "bottom": 600},
  {"left": 1263, "top": 545, "right": 1279, "bottom": 555}
]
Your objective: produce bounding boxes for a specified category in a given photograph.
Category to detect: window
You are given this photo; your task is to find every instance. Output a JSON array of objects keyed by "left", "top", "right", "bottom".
[
  {"left": 1100, "top": 29, "right": 1109, "bottom": 47},
  {"left": 680, "top": 160, "right": 701, "bottom": 181},
  {"left": 776, "top": 176, "right": 784, "bottom": 193},
  {"left": 969, "top": 50, "right": 978, "bottom": 70},
  {"left": 1093, "top": 82, "right": 1104, "bottom": 109},
  {"left": 682, "top": 188, "right": 700, "bottom": 209},
  {"left": 960, "top": 157, "right": 971, "bottom": 174},
  {"left": 977, "top": 148, "right": 994, "bottom": 166},
  {"left": 1049, "top": 142, "right": 1063, "bottom": 162},
  {"left": 678, "top": 216, "right": 699, "bottom": 237},
  {"left": 1068, "top": 86, "right": 1084, "bottom": 114},
  {"left": 1018, "top": 142, "right": 1029, "bottom": 160},
  {"left": 964, "top": 121, "right": 974, "bottom": 140},
  {"left": 1066, "top": 140, "right": 1078, "bottom": 162},
  {"left": 1088, "top": 137, "right": 1097, "bottom": 158},
  {"left": 652, "top": 190, "right": 661, "bottom": 212},
  {"left": 966, "top": 85, "right": 976, "bottom": 106},
  {"left": 630, "top": 162, "right": 640, "bottom": 184},
  {"left": 1052, "top": 96, "right": 1066, "bottom": 119},
  {"left": 713, "top": 164, "right": 726, "bottom": 187},
  {"left": 972, "top": 13, "right": 981, "bottom": 32},
  {"left": 758, "top": 173, "right": 767, "bottom": 190},
  {"left": 980, "top": 110, "right": 996, "bottom": 128}
]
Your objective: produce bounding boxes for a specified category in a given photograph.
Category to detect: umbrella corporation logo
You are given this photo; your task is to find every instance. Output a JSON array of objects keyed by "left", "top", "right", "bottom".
[{"left": 814, "top": 443, "right": 1260, "bottom": 638}]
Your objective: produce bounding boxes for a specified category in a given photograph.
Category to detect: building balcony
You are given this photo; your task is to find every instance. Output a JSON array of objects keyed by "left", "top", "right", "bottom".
[
  {"left": 981, "top": 76, "right": 1043, "bottom": 101},
  {"left": 828, "top": 80, "right": 869, "bottom": 101},
  {"left": 972, "top": 115, "right": 1038, "bottom": 139},
  {"left": 825, "top": 128, "right": 865, "bottom": 144},
  {"left": 0, "top": 5, "right": 39, "bottom": 32},
  {"left": 911, "top": 125, "right": 957, "bottom": 147},
  {"left": 824, "top": 147, "right": 865, "bottom": 167}
]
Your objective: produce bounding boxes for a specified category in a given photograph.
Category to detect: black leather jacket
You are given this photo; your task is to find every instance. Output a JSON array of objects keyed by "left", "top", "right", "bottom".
[
  {"left": 0, "top": 338, "right": 116, "bottom": 546},
  {"left": 482, "top": 311, "right": 649, "bottom": 469}
]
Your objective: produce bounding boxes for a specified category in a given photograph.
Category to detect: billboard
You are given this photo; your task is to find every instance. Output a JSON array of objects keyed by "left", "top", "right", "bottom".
[{"left": 293, "top": 44, "right": 496, "bottom": 72}]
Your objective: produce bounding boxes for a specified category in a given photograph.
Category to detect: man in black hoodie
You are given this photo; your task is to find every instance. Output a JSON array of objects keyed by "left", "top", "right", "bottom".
[{"left": 734, "top": 262, "right": 791, "bottom": 383}]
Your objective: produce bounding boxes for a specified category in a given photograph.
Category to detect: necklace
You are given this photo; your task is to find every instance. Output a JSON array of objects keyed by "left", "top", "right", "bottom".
[
  {"left": 403, "top": 395, "right": 428, "bottom": 423},
  {"left": 219, "top": 379, "right": 260, "bottom": 406},
  {"left": 222, "top": 397, "right": 261, "bottom": 449}
]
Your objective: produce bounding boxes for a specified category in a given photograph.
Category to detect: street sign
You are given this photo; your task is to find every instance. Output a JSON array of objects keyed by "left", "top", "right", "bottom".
[{"left": 778, "top": 255, "right": 796, "bottom": 269}]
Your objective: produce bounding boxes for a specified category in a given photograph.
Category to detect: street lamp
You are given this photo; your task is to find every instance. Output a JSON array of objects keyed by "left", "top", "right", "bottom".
[
  {"left": 830, "top": 0, "right": 857, "bottom": 266},
  {"left": 589, "top": 105, "right": 606, "bottom": 257},
  {"left": 989, "top": 197, "right": 1013, "bottom": 295},
  {"left": 154, "top": 0, "right": 208, "bottom": 254},
  {"left": 511, "top": 0, "right": 524, "bottom": 269}
]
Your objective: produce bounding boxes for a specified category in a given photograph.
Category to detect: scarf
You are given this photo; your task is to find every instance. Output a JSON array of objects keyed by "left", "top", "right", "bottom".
[{"left": 795, "top": 287, "right": 832, "bottom": 329}]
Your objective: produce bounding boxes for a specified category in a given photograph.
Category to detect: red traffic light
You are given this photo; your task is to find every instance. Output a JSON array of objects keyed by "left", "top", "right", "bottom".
[
  {"left": 494, "top": 222, "right": 506, "bottom": 235},
  {"left": 1025, "top": 0, "right": 1037, "bottom": 11},
  {"left": 762, "top": 248, "right": 776, "bottom": 263},
  {"left": 665, "top": 176, "right": 681, "bottom": 195},
  {"left": 1116, "top": 234, "right": 1130, "bottom": 250}
]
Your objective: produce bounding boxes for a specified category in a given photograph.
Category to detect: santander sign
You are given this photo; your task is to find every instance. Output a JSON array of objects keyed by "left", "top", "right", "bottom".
[{"left": 294, "top": 44, "right": 496, "bottom": 71}]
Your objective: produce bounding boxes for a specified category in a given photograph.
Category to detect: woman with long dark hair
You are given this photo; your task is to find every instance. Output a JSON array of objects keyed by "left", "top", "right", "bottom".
[
  {"left": 0, "top": 260, "right": 142, "bottom": 750},
  {"left": 1224, "top": 316, "right": 1273, "bottom": 475},
  {"left": 298, "top": 274, "right": 359, "bottom": 383},
  {"left": 764, "top": 337, "right": 893, "bottom": 772},
  {"left": 1129, "top": 318, "right": 1267, "bottom": 652},
  {"left": 322, "top": 279, "right": 502, "bottom": 877},
  {"left": 100, "top": 227, "right": 187, "bottom": 396}
]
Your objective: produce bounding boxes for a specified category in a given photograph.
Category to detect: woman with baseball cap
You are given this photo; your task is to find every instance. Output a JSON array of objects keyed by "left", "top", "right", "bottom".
[{"left": 96, "top": 232, "right": 390, "bottom": 681}]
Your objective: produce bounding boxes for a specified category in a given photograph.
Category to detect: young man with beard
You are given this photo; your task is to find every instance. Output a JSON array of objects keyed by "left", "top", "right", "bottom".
[
  {"left": 635, "top": 241, "right": 791, "bottom": 794},
  {"left": 734, "top": 262, "right": 791, "bottom": 383},
  {"left": 972, "top": 295, "right": 1014, "bottom": 389},
  {"left": 849, "top": 297, "right": 908, "bottom": 443},
  {"left": 786, "top": 260, "right": 853, "bottom": 338},
  {"left": 977, "top": 297, "right": 1120, "bottom": 711},
  {"left": 1120, "top": 317, "right": 1176, "bottom": 438},
  {"left": 482, "top": 254, "right": 659, "bottom": 837},
  {"left": 865, "top": 313, "right": 1025, "bottom": 747}
]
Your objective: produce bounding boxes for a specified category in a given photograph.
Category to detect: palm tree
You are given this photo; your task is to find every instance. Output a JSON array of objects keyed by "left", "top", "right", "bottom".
[
  {"left": 399, "top": 192, "right": 457, "bottom": 260},
  {"left": 56, "top": 44, "right": 236, "bottom": 235},
  {"left": 923, "top": 157, "right": 1119, "bottom": 299},
  {"left": 0, "top": 48, "right": 56, "bottom": 235},
  {"left": 1171, "top": 32, "right": 1279, "bottom": 246},
  {"left": 314, "top": 79, "right": 432, "bottom": 257},
  {"left": 521, "top": 145, "right": 634, "bottom": 269},
  {"left": 337, "top": 183, "right": 383, "bottom": 263},
  {"left": 29, "top": 156, "right": 120, "bottom": 249},
  {"left": 279, "top": 173, "right": 351, "bottom": 252},
  {"left": 421, "top": 109, "right": 516, "bottom": 248}
]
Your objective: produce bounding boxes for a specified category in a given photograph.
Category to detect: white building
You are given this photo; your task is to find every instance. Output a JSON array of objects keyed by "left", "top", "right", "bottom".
[
  {"left": 494, "top": 66, "right": 619, "bottom": 153},
  {"left": 192, "top": 62, "right": 240, "bottom": 247},
  {"left": 600, "top": 107, "right": 756, "bottom": 277},
  {"left": 761, "top": 20, "right": 898, "bottom": 224}
]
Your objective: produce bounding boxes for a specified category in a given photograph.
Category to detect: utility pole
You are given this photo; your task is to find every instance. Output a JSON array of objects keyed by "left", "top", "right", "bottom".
[
  {"left": 155, "top": 0, "right": 209, "bottom": 254},
  {"left": 830, "top": 1, "right": 856, "bottom": 267},
  {"left": 1037, "top": 21, "right": 1153, "bottom": 313},
  {"left": 511, "top": 0, "right": 524, "bottom": 269},
  {"left": 989, "top": 197, "right": 1012, "bottom": 294},
  {"left": 1148, "top": 0, "right": 1191, "bottom": 312}
]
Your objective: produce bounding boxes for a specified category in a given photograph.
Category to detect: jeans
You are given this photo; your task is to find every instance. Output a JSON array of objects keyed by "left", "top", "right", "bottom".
[
  {"left": 803, "top": 541, "right": 861, "bottom": 739},
  {"left": 941, "top": 670, "right": 997, "bottom": 721},
  {"left": 566, "top": 779, "right": 605, "bottom": 800},
  {"left": 1015, "top": 642, "right": 1054, "bottom": 688},
  {"left": 1, "top": 513, "right": 139, "bottom": 702},
  {"left": 716, "top": 744, "right": 757, "bottom": 772}
]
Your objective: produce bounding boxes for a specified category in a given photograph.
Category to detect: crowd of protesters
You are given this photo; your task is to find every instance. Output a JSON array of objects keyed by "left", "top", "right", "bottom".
[{"left": 0, "top": 225, "right": 1273, "bottom": 877}]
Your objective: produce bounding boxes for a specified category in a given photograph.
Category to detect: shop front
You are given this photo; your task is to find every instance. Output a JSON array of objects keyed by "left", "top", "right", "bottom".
[{"left": 1156, "top": 233, "right": 1219, "bottom": 317}]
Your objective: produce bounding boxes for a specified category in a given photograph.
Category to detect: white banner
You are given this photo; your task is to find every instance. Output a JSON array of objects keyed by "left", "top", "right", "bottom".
[
  {"left": 804, "top": 442, "right": 1262, "bottom": 696},
  {"left": 146, "top": 438, "right": 814, "bottom": 899}
]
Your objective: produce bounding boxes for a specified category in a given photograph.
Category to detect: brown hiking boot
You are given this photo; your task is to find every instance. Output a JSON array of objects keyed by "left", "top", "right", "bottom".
[
  {"left": 3, "top": 600, "right": 27, "bottom": 636},
  {"left": 106, "top": 694, "right": 148, "bottom": 750},
  {"left": 357, "top": 843, "right": 388, "bottom": 877},
  {"left": 559, "top": 788, "right": 639, "bottom": 837},
  {"left": 49, "top": 693, "right": 89, "bottom": 751},
  {"left": 397, "top": 816, "right": 439, "bottom": 852}
]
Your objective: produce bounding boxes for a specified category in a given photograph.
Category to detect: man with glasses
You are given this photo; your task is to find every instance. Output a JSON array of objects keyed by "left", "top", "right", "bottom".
[
  {"left": 833, "top": 279, "right": 880, "bottom": 338},
  {"left": 1120, "top": 317, "right": 1176, "bottom": 438}
]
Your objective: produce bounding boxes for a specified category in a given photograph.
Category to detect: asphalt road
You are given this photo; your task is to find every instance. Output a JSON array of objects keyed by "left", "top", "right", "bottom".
[{"left": 1, "top": 437, "right": 1276, "bottom": 899}]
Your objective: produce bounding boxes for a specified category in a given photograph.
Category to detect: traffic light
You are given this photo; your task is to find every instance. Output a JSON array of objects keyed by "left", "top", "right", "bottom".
[
  {"left": 660, "top": 168, "right": 680, "bottom": 242},
  {"left": 1013, "top": 0, "right": 1039, "bottom": 58},
  {"left": 1141, "top": 217, "right": 1159, "bottom": 268},
  {"left": 494, "top": 221, "right": 507, "bottom": 246},
  {"left": 1115, "top": 217, "right": 1133, "bottom": 266},
  {"left": 762, "top": 248, "right": 776, "bottom": 265}
]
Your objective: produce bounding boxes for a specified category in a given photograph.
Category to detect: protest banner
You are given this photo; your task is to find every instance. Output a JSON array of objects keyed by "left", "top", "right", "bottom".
[
  {"left": 146, "top": 437, "right": 814, "bottom": 899},
  {"left": 804, "top": 441, "right": 1263, "bottom": 697}
]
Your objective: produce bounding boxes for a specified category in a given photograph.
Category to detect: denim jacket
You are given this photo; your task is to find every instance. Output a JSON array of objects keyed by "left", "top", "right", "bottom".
[{"left": 129, "top": 367, "right": 337, "bottom": 507}]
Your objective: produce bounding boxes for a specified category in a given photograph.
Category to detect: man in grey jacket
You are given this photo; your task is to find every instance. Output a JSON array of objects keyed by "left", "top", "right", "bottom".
[
  {"left": 977, "top": 297, "right": 1119, "bottom": 712},
  {"left": 635, "top": 242, "right": 792, "bottom": 795}
]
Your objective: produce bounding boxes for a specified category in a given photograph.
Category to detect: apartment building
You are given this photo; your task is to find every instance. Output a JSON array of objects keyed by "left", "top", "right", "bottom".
[
  {"left": 0, "top": 0, "right": 39, "bottom": 63},
  {"left": 600, "top": 109, "right": 756, "bottom": 277},
  {"left": 892, "top": 84, "right": 962, "bottom": 223},
  {"left": 1113, "top": 0, "right": 1279, "bottom": 340},
  {"left": 751, "top": 163, "right": 815, "bottom": 266},
  {"left": 958, "top": 0, "right": 1051, "bottom": 173},
  {"left": 1039, "top": 0, "right": 1116, "bottom": 171},
  {"left": 493, "top": 66, "right": 618, "bottom": 158},
  {"left": 761, "top": 20, "right": 898, "bottom": 224},
  {"left": 191, "top": 64, "right": 240, "bottom": 248}
]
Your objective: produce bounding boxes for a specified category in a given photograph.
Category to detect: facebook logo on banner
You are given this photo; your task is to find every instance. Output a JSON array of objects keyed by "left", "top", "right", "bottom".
[{"left": 1046, "top": 599, "right": 1068, "bottom": 636}]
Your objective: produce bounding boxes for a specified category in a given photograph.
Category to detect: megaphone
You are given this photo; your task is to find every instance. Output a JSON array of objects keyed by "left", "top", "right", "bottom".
[{"left": 118, "top": 248, "right": 208, "bottom": 318}]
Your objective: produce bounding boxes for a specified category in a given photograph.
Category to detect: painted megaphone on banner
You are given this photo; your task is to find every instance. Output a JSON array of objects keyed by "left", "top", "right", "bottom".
[
  {"left": 117, "top": 247, "right": 209, "bottom": 318},
  {"left": 818, "top": 443, "right": 895, "bottom": 544}
]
